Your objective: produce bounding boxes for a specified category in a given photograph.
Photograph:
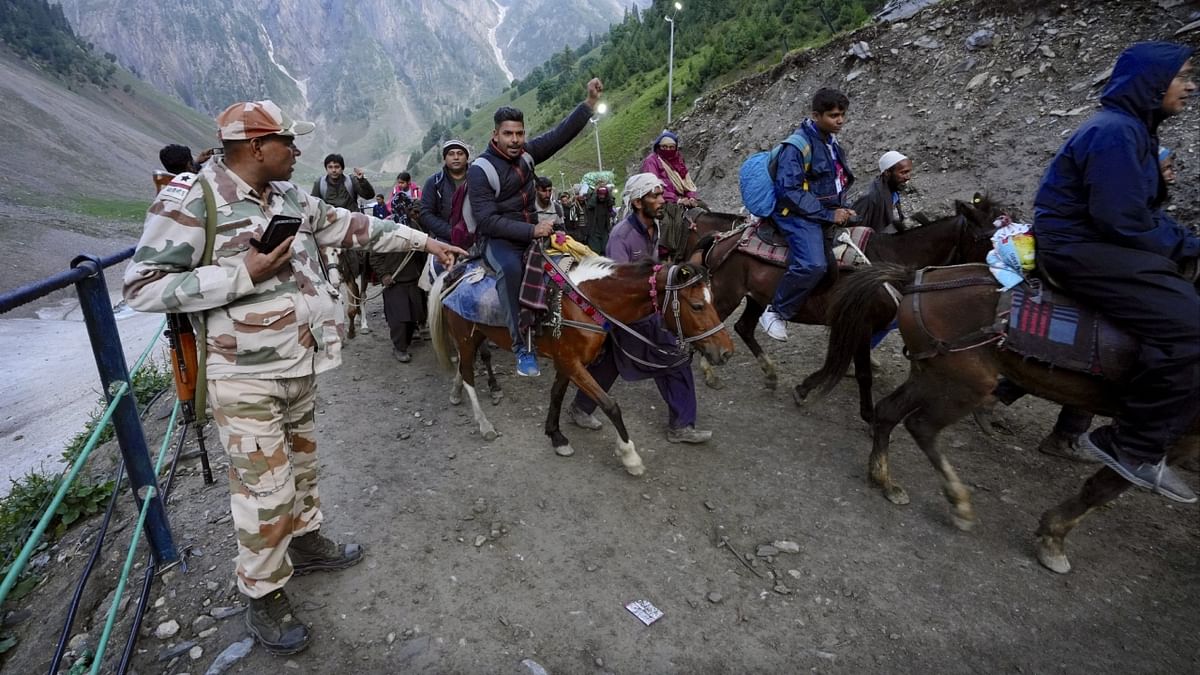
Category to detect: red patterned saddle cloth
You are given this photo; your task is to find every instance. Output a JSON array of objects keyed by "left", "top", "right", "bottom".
[{"left": 998, "top": 281, "right": 1137, "bottom": 381}]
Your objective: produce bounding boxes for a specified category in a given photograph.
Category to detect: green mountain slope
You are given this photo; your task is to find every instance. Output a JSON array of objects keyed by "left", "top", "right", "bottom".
[{"left": 406, "top": 0, "right": 882, "bottom": 190}]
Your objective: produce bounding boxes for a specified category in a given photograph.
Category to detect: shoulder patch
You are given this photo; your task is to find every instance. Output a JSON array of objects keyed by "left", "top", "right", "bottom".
[{"left": 159, "top": 172, "right": 198, "bottom": 203}]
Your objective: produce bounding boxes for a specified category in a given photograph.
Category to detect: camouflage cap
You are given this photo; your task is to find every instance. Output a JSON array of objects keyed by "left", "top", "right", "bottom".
[{"left": 216, "top": 100, "right": 315, "bottom": 141}]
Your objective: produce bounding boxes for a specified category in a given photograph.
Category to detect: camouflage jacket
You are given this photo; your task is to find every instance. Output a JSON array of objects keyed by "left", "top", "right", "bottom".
[{"left": 123, "top": 158, "right": 429, "bottom": 379}]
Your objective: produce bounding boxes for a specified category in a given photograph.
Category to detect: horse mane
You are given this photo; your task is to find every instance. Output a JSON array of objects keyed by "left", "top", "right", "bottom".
[{"left": 568, "top": 256, "right": 620, "bottom": 284}]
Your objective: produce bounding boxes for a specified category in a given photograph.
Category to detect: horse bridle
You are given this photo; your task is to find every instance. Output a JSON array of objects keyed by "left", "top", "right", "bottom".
[
  {"left": 943, "top": 213, "right": 995, "bottom": 266},
  {"left": 653, "top": 263, "right": 725, "bottom": 348}
]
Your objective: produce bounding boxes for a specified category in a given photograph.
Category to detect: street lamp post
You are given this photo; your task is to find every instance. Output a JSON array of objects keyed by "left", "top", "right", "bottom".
[
  {"left": 590, "top": 102, "right": 608, "bottom": 171},
  {"left": 665, "top": 2, "right": 682, "bottom": 126}
]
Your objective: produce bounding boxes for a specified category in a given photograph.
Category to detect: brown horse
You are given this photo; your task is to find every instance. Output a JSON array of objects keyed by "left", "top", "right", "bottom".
[
  {"left": 808, "top": 262, "right": 1199, "bottom": 573},
  {"left": 339, "top": 200, "right": 425, "bottom": 338},
  {"left": 660, "top": 210, "right": 748, "bottom": 262},
  {"left": 429, "top": 257, "right": 734, "bottom": 476},
  {"left": 338, "top": 250, "right": 372, "bottom": 338},
  {"left": 691, "top": 196, "right": 1003, "bottom": 422}
]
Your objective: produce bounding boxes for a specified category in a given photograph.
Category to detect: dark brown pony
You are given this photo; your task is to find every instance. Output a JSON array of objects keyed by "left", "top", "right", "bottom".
[
  {"left": 429, "top": 258, "right": 734, "bottom": 476},
  {"left": 809, "top": 262, "right": 1199, "bottom": 573},
  {"left": 660, "top": 210, "right": 748, "bottom": 262},
  {"left": 690, "top": 196, "right": 1003, "bottom": 422}
]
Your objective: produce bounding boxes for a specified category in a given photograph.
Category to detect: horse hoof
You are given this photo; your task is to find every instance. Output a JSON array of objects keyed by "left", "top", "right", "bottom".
[
  {"left": 490, "top": 392, "right": 504, "bottom": 406},
  {"left": 704, "top": 376, "right": 725, "bottom": 390},
  {"left": 624, "top": 462, "right": 646, "bottom": 477},
  {"left": 1036, "top": 539, "right": 1072, "bottom": 574},
  {"left": 482, "top": 428, "right": 498, "bottom": 442},
  {"left": 952, "top": 513, "right": 977, "bottom": 532},
  {"left": 555, "top": 444, "right": 575, "bottom": 457},
  {"left": 883, "top": 486, "right": 910, "bottom": 505},
  {"left": 450, "top": 396, "right": 462, "bottom": 406},
  {"left": 791, "top": 386, "right": 809, "bottom": 408}
]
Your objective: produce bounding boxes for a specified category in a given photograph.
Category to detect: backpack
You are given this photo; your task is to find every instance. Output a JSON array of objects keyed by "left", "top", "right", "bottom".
[
  {"left": 449, "top": 153, "right": 534, "bottom": 248},
  {"left": 317, "top": 174, "right": 355, "bottom": 200},
  {"left": 738, "top": 131, "right": 812, "bottom": 217}
]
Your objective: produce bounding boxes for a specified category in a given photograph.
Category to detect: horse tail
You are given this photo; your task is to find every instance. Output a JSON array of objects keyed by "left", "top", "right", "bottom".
[
  {"left": 427, "top": 270, "right": 456, "bottom": 372},
  {"left": 808, "top": 263, "right": 915, "bottom": 395}
]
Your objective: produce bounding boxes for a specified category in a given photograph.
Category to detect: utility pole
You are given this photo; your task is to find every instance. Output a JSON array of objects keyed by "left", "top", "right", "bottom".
[{"left": 665, "top": 2, "right": 683, "bottom": 126}]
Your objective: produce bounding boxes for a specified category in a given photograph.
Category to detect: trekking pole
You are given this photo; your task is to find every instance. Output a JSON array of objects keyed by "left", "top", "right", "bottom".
[{"left": 164, "top": 313, "right": 214, "bottom": 485}]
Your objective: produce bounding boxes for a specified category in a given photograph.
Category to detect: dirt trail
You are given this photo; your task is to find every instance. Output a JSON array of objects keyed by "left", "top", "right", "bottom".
[
  {"left": 3, "top": 0, "right": 1199, "bottom": 671},
  {"left": 4, "top": 296, "right": 1196, "bottom": 674}
]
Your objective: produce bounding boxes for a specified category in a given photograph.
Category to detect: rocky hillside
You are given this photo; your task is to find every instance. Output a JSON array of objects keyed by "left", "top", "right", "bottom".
[
  {"left": 55, "top": 0, "right": 646, "bottom": 172},
  {"left": 0, "top": 46, "right": 214, "bottom": 304},
  {"left": 675, "top": 0, "right": 1200, "bottom": 224}
]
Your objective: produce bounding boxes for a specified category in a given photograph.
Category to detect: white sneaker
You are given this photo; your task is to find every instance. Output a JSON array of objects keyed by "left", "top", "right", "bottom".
[{"left": 759, "top": 307, "right": 789, "bottom": 341}]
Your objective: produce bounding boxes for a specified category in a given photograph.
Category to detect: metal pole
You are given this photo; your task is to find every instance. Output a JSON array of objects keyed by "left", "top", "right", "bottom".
[
  {"left": 667, "top": 17, "right": 676, "bottom": 126},
  {"left": 72, "top": 255, "right": 178, "bottom": 565},
  {"left": 592, "top": 120, "right": 603, "bottom": 172}
]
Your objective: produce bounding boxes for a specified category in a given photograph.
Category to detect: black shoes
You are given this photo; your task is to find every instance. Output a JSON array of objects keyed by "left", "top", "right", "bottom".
[
  {"left": 245, "top": 589, "right": 310, "bottom": 655},
  {"left": 289, "top": 531, "right": 365, "bottom": 575}
]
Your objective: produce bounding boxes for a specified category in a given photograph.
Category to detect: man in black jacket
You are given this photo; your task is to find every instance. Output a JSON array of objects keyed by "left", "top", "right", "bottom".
[
  {"left": 472, "top": 78, "right": 603, "bottom": 377},
  {"left": 852, "top": 150, "right": 912, "bottom": 234},
  {"left": 312, "top": 153, "right": 374, "bottom": 210},
  {"left": 419, "top": 140, "right": 470, "bottom": 242}
]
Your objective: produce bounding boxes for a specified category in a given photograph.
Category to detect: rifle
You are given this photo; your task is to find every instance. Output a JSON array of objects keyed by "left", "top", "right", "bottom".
[{"left": 154, "top": 170, "right": 215, "bottom": 484}]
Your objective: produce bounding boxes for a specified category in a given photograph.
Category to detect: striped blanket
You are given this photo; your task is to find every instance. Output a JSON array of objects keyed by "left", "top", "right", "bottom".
[{"left": 1000, "top": 282, "right": 1137, "bottom": 381}]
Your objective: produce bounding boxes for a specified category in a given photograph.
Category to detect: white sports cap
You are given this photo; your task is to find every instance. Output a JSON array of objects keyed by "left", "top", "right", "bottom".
[{"left": 878, "top": 150, "right": 909, "bottom": 173}]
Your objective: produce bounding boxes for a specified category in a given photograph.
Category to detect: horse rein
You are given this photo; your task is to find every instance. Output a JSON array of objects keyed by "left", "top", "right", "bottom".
[{"left": 540, "top": 246, "right": 722, "bottom": 369}]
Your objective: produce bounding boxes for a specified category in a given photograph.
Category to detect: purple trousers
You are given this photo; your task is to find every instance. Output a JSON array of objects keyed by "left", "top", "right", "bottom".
[{"left": 572, "top": 343, "right": 698, "bottom": 429}]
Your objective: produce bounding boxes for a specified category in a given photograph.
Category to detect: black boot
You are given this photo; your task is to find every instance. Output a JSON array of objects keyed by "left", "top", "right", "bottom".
[
  {"left": 289, "top": 531, "right": 364, "bottom": 575},
  {"left": 245, "top": 589, "right": 310, "bottom": 655}
]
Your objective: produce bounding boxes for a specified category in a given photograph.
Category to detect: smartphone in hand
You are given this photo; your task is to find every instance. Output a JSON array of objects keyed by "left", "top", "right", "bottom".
[{"left": 251, "top": 215, "right": 302, "bottom": 253}]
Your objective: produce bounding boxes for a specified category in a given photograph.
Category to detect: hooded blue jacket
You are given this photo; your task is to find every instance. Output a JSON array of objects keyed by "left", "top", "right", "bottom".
[{"left": 1033, "top": 42, "right": 1199, "bottom": 262}]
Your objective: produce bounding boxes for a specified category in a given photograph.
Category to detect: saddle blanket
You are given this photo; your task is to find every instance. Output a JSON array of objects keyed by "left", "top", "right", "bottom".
[
  {"left": 442, "top": 262, "right": 507, "bottom": 328},
  {"left": 999, "top": 281, "right": 1137, "bottom": 381},
  {"left": 722, "top": 220, "right": 872, "bottom": 269}
]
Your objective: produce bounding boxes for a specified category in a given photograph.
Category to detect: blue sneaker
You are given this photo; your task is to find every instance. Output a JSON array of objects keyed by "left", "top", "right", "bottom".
[{"left": 515, "top": 349, "right": 541, "bottom": 377}]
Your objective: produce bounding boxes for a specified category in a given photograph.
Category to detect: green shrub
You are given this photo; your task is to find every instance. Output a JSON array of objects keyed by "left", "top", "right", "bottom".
[{"left": 62, "top": 360, "right": 173, "bottom": 465}]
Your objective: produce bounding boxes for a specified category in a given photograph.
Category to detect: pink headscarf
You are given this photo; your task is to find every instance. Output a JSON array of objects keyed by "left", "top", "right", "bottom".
[{"left": 653, "top": 130, "right": 689, "bottom": 178}]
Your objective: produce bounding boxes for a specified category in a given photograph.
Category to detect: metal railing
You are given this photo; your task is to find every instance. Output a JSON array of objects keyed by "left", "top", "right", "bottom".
[{"left": 0, "top": 248, "right": 181, "bottom": 673}]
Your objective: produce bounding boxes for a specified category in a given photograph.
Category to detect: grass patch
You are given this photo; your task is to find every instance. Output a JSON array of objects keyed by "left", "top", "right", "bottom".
[
  {"left": 1, "top": 360, "right": 173, "bottom": 611},
  {"left": 70, "top": 196, "right": 149, "bottom": 222}
]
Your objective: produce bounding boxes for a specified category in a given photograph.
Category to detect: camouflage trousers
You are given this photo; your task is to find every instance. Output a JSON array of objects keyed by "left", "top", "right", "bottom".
[{"left": 209, "top": 376, "right": 323, "bottom": 598}]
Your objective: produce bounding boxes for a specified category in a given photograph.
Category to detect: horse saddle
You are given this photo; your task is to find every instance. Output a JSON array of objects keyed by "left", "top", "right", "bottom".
[
  {"left": 711, "top": 218, "right": 789, "bottom": 268},
  {"left": 441, "top": 261, "right": 506, "bottom": 328},
  {"left": 997, "top": 279, "right": 1138, "bottom": 382},
  {"left": 830, "top": 227, "right": 874, "bottom": 269},
  {"left": 704, "top": 218, "right": 869, "bottom": 273}
]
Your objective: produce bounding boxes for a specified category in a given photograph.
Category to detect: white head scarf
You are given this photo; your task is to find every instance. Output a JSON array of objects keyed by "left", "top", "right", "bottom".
[
  {"left": 878, "top": 150, "right": 908, "bottom": 174},
  {"left": 622, "top": 173, "right": 664, "bottom": 215}
]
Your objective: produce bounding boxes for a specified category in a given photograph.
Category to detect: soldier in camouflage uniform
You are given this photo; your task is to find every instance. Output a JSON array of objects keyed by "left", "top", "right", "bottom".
[{"left": 123, "top": 100, "right": 464, "bottom": 655}]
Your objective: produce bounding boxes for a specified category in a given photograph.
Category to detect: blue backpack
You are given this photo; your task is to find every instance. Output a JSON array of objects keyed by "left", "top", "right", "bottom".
[{"left": 738, "top": 131, "right": 812, "bottom": 217}]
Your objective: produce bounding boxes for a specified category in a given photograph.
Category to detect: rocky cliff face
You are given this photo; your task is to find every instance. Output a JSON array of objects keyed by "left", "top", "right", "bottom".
[
  {"left": 54, "top": 0, "right": 642, "bottom": 170},
  {"left": 673, "top": 0, "right": 1200, "bottom": 223},
  {"left": 496, "top": 0, "right": 632, "bottom": 78}
]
